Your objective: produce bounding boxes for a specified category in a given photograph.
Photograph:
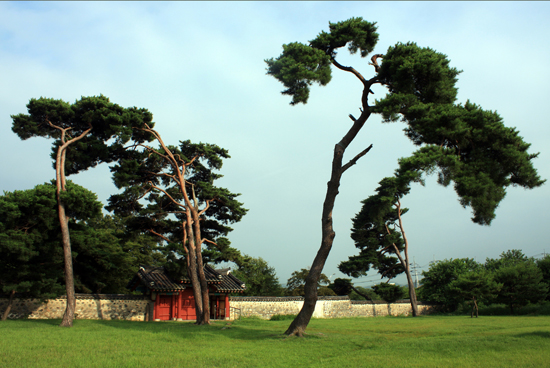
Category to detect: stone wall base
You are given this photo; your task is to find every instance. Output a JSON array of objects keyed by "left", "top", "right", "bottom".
[{"left": 0, "top": 294, "right": 149, "bottom": 321}]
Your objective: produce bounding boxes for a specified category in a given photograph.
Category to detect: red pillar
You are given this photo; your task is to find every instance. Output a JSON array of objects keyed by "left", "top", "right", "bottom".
[
  {"left": 225, "top": 294, "right": 229, "bottom": 320},
  {"left": 172, "top": 294, "right": 177, "bottom": 320}
]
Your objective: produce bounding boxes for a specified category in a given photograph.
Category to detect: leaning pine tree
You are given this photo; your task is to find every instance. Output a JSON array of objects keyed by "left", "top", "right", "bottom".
[{"left": 266, "top": 18, "right": 544, "bottom": 336}]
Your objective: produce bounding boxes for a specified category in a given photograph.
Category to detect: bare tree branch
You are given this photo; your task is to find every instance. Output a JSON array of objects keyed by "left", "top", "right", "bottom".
[{"left": 342, "top": 144, "right": 373, "bottom": 173}]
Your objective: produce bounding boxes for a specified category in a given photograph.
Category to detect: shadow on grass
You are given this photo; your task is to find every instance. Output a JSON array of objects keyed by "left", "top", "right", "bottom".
[
  {"left": 7, "top": 318, "right": 329, "bottom": 342},
  {"left": 515, "top": 331, "right": 550, "bottom": 339},
  {"left": 73, "top": 318, "right": 295, "bottom": 341}
]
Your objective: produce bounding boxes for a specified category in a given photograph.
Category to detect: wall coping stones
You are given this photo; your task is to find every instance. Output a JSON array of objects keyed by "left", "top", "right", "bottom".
[{"left": 229, "top": 295, "right": 350, "bottom": 302}]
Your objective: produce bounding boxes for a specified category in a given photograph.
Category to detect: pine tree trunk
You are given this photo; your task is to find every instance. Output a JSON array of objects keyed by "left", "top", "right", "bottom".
[
  {"left": 185, "top": 221, "right": 203, "bottom": 324},
  {"left": 193, "top": 215, "right": 210, "bottom": 325},
  {"left": 195, "top": 247, "right": 210, "bottom": 325},
  {"left": 58, "top": 199, "right": 76, "bottom": 327},
  {"left": 57, "top": 145, "right": 75, "bottom": 327},
  {"left": 405, "top": 269, "right": 419, "bottom": 316},
  {"left": 285, "top": 111, "right": 372, "bottom": 336},
  {"left": 1, "top": 289, "right": 16, "bottom": 321},
  {"left": 396, "top": 199, "right": 418, "bottom": 317}
]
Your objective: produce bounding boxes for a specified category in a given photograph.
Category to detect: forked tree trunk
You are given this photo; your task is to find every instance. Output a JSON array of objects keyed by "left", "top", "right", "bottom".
[
  {"left": 48, "top": 121, "right": 91, "bottom": 328},
  {"left": 1, "top": 289, "right": 16, "bottom": 321},
  {"left": 57, "top": 144, "right": 76, "bottom": 328},
  {"left": 471, "top": 298, "right": 479, "bottom": 318},
  {"left": 185, "top": 220, "right": 204, "bottom": 324},
  {"left": 285, "top": 111, "right": 372, "bottom": 337}
]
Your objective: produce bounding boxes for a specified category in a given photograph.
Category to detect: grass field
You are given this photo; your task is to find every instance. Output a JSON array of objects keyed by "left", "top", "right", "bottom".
[{"left": 1, "top": 316, "right": 549, "bottom": 368}]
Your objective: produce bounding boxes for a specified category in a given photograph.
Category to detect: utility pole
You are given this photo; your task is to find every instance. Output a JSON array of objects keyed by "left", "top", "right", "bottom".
[{"left": 410, "top": 257, "right": 420, "bottom": 289}]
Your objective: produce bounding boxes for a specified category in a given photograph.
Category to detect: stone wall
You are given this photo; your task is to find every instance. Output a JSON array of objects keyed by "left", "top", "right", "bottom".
[
  {"left": 1, "top": 294, "right": 437, "bottom": 321},
  {"left": 0, "top": 294, "right": 150, "bottom": 321},
  {"left": 349, "top": 300, "right": 437, "bottom": 317},
  {"left": 229, "top": 296, "right": 437, "bottom": 320}
]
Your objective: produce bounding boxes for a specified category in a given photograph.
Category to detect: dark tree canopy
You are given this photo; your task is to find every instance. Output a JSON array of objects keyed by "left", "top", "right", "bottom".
[
  {"left": 339, "top": 176, "right": 410, "bottom": 280},
  {"left": 0, "top": 183, "right": 68, "bottom": 301},
  {"left": 11, "top": 95, "right": 154, "bottom": 175},
  {"left": 372, "top": 283, "right": 405, "bottom": 303},
  {"left": 0, "top": 182, "right": 164, "bottom": 302},
  {"left": 536, "top": 255, "right": 550, "bottom": 301},
  {"left": 448, "top": 270, "right": 502, "bottom": 317},
  {"left": 485, "top": 250, "right": 548, "bottom": 313}
]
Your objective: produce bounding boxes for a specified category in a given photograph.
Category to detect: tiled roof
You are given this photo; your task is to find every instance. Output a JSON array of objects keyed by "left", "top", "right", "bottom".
[{"left": 128, "top": 265, "right": 246, "bottom": 294}]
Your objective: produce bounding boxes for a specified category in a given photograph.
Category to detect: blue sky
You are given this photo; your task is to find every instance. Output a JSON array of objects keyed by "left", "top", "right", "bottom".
[{"left": 1, "top": 2, "right": 549, "bottom": 287}]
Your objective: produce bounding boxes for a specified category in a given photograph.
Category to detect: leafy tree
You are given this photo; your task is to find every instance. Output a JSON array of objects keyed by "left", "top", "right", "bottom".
[
  {"left": 266, "top": 18, "right": 543, "bottom": 336},
  {"left": 232, "top": 256, "right": 283, "bottom": 296},
  {"left": 108, "top": 125, "right": 247, "bottom": 325},
  {"left": 418, "top": 258, "right": 481, "bottom": 312},
  {"left": 328, "top": 278, "right": 380, "bottom": 301},
  {"left": 70, "top": 214, "right": 165, "bottom": 294},
  {"left": 536, "top": 255, "right": 550, "bottom": 301},
  {"left": 0, "top": 182, "right": 101, "bottom": 320},
  {"left": 485, "top": 250, "right": 548, "bottom": 314},
  {"left": 329, "top": 278, "right": 353, "bottom": 296},
  {"left": 11, "top": 95, "right": 153, "bottom": 326},
  {"left": 285, "top": 268, "right": 333, "bottom": 296},
  {"left": 485, "top": 249, "right": 529, "bottom": 271},
  {"left": 448, "top": 270, "right": 502, "bottom": 317},
  {"left": 372, "top": 283, "right": 405, "bottom": 303}
]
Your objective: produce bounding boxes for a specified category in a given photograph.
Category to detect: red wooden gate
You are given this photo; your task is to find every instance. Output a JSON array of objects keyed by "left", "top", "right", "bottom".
[
  {"left": 157, "top": 295, "right": 172, "bottom": 320},
  {"left": 179, "top": 289, "right": 196, "bottom": 320}
]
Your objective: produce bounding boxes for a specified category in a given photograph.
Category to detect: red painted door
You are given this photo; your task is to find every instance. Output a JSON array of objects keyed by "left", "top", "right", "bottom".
[
  {"left": 180, "top": 289, "right": 196, "bottom": 320},
  {"left": 157, "top": 295, "right": 172, "bottom": 320}
]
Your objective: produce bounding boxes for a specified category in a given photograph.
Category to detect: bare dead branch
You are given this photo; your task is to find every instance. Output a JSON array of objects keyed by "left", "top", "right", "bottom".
[{"left": 341, "top": 144, "right": 373, "bottom": 173}]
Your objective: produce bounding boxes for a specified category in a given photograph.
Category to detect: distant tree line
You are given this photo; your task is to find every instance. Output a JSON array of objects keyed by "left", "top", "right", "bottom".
[{"left": 418, "top": 250, "right": 549, "bottom": 316}]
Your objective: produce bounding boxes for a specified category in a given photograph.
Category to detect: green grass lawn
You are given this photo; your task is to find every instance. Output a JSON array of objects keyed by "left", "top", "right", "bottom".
[{"left": 1, "top": 316, "right": 549, "bottom": 368}]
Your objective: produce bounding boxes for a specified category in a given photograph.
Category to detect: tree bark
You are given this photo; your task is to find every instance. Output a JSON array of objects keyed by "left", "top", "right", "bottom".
[
  {"left": 1, "top": 290, "right": 16, "bottom": 321},
  {"left": 185, "top": 217, "right": 204, "bottom": 324},
  {"left": 395, "top": 200, "right": 419, "bottom": 317},
  {"left": 285, "top": 110, "right": 372, "bottom": 337},
  {"left": 58, "top": 199, "right": 76, "bottom": 327},
  {"left": 57, "top": 142, "right": 76, "bottom": 327},
  {"left": 192, "top": 197, "right": 211, "bottom": 325},
  {"left": 471, "top": 298, "right": 479, "bottom": 318}
]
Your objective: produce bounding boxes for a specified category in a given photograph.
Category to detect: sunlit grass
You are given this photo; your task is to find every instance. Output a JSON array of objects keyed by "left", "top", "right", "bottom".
[{"left": 1, "top": 316, "right": 549, "bottom": 367}]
